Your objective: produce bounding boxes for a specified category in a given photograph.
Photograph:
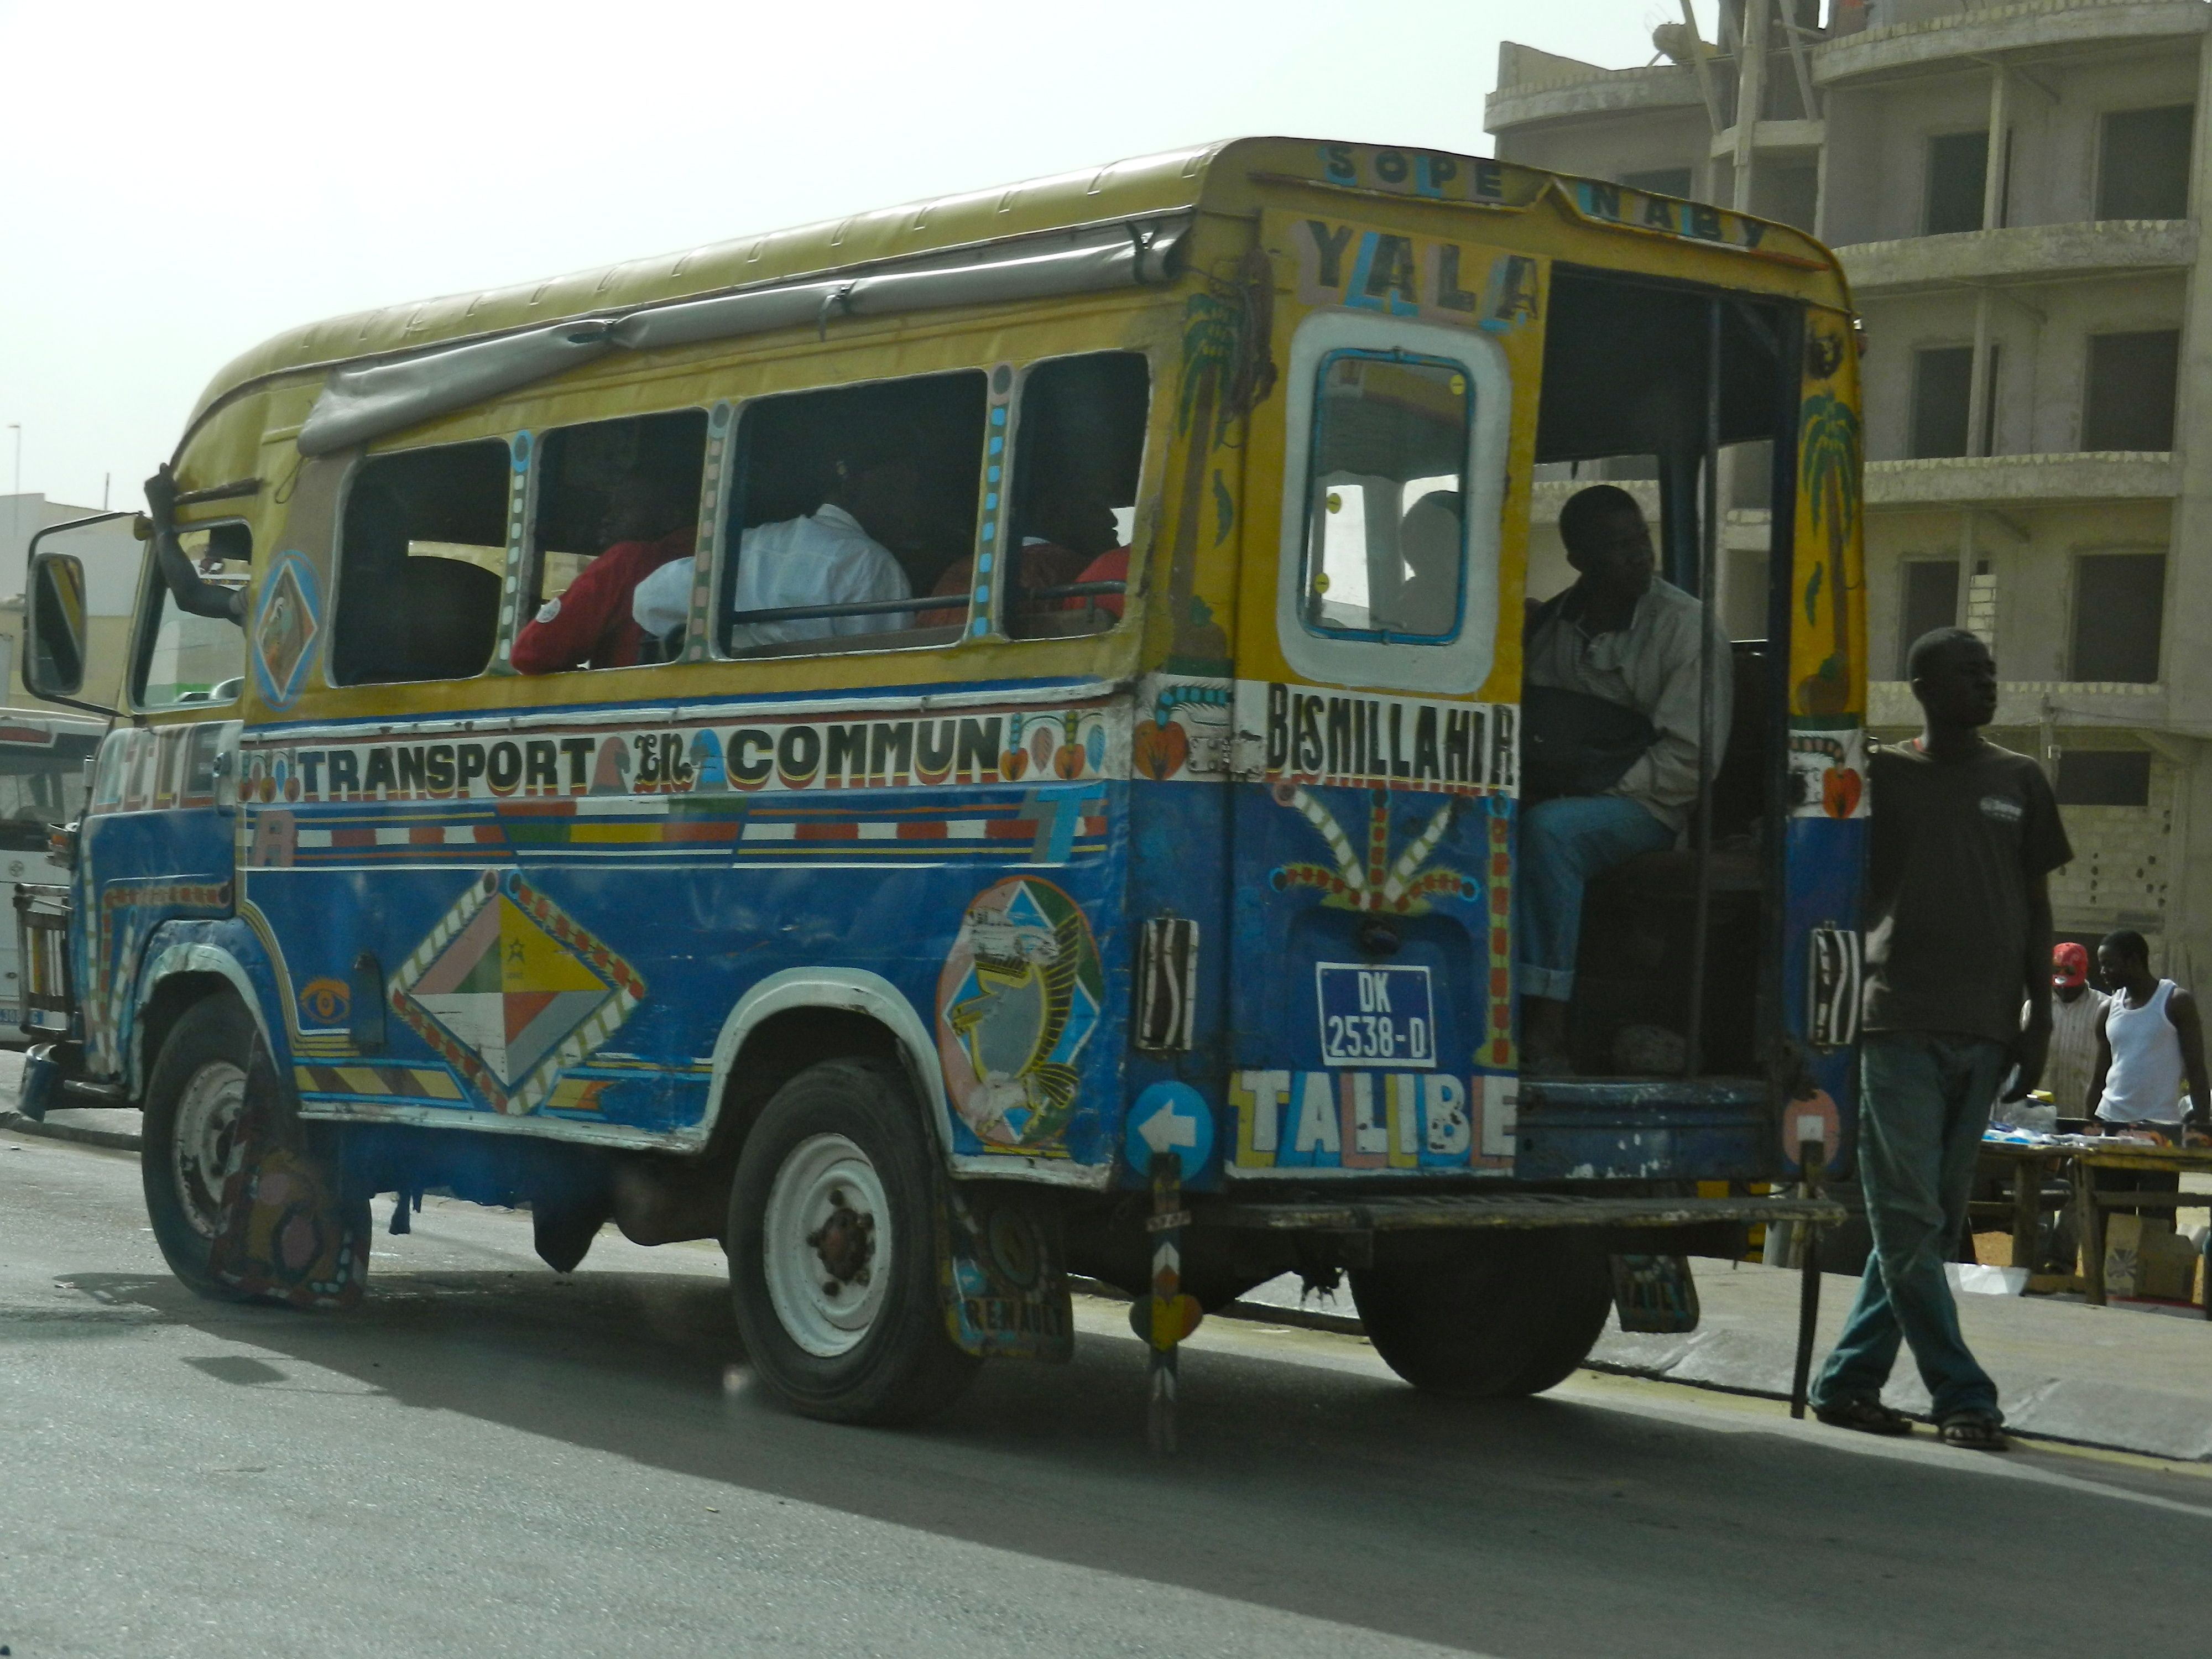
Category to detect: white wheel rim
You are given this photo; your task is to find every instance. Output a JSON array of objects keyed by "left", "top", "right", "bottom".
[
  {"left": 761, "top": 1133, "right": 891, "bottom": 1358},
  {"left": 171, "top": 1059, "right": 248, "bottom": 1240}
]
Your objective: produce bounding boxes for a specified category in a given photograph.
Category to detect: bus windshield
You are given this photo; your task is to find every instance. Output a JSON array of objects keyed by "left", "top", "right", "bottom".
[{"left": 0, "top": 724, "right": 98, "bottom": 852}]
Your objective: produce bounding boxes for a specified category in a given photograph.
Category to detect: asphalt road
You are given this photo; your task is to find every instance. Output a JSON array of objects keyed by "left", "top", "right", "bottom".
[{"left": 4, "top": 1132, "right": 2209, "bottom": 1659}]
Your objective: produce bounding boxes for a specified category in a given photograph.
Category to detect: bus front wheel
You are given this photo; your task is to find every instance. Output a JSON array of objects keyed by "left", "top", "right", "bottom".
[
  {"left": 728, "top": 1058, "right": 979, "bottom": 1425},
  {"left": 143, "top": 994, "right": 372, "bottom": 1305},
  {"left": 1350, "top": 1231, "right": 1613, "bottom": 1399}
]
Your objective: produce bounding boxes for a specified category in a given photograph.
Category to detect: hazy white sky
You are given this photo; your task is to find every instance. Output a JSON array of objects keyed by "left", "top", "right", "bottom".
[{"left": 0, "top": 0, "right": 1682, "bottom": 510}]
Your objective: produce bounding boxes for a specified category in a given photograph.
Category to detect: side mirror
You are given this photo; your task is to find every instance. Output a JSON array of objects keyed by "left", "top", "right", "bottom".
[{"left": 25, "top": 550, "right": 88, "bottom": 699}]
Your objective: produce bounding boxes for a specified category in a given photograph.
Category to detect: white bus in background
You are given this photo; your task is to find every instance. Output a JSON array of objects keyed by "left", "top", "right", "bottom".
[{"left": 0, "top": 710, "right": 103, "bottom": 1037}]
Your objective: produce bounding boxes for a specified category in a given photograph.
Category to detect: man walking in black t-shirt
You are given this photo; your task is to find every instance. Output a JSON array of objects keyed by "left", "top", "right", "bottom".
[{"left": 1809, "top": 628, "right": 2071, "bottom": 1452}]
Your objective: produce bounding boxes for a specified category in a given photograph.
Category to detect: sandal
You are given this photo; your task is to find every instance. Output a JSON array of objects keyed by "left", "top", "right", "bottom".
[
  {"left": 1939, "top": 1413, "right": 2010, "bottom": 1452},
  {"left": 1812, "top": 1397, "right": 1913, "bottom": 1436}
]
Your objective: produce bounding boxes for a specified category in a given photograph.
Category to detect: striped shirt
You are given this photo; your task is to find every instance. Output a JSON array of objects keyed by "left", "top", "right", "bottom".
[{"left": 2042, "top": 987, "right": 2109, "bottom": 1115}]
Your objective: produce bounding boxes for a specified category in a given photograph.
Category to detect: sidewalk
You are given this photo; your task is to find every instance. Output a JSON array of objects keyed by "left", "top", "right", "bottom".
[{"left": 1234, "top": 1258, "right": 2212, "bottom": 1462}]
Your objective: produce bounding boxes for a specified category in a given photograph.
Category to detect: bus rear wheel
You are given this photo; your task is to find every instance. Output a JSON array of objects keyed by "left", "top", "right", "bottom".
[
  {"left": 728, "top": 1058, "right": 979, "bottom": 1425},
  {"left": 1350, "top": 1231, "right": 1613, "bottom": 1399}
]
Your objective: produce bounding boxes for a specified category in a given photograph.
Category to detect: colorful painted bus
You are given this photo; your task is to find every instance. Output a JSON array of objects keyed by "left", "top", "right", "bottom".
[{"left": 20, "top": 137, "right": 1863, "bottom": 1422}]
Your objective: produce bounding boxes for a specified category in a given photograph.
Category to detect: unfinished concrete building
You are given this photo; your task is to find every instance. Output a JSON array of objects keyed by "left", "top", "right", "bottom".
[{"left": 1489, "top": 0, "right": 2212, "bottom": 978}]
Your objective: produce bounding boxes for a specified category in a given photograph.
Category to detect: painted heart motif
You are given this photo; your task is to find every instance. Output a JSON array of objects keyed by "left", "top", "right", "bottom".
[
  {"left": 1131, "top": 718, "right": 1189, "bottom": 781},
  {"left": 1000, "top": 748, "right": 1028, "bottom": 780},
  {"left": 1823, "top": 765, "right": 1862, "bottom": 819},
  {"left": 1128, "top": 1291, "right": 1204, "bottom": 1350},
  {"left": 1053, "top": 741, "right": 1087, "bottom": 779}
]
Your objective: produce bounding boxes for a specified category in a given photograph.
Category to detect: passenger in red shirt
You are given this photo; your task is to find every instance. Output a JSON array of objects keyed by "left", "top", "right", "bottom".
[
  {"left": 920, "top": 475, "right": 1123, "bottom": 630},
  {"left": 512, "top": 474, "right": 697, "bottom": 674}
]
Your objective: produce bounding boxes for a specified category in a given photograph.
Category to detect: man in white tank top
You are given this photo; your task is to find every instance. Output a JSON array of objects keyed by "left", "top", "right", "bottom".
[{"left": 2088, "top": 931, "right": 2210, "bottom": 1141}]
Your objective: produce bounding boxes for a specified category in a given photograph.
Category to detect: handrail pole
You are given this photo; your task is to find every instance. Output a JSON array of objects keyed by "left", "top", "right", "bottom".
[{"left": 1686, "top": 298, "right": 1723, "bottom": 1079}]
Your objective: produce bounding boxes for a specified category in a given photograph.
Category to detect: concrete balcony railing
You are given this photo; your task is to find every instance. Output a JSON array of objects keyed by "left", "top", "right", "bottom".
[
  {"left": 1866, "top": 452, "right": 2178, "bottom": 509},
  {"left": 1838, "top": 220, "right": 2195, "bottom": 296},
  {"left": 1486, "top": 45, "right": 1705, "bottom": 131},
  {"left": 1870, "top": 679, "right": 2171, "bottom": 729},
  {"left": 1815, "top": 0, "right": 2208, "bottom": 86}
]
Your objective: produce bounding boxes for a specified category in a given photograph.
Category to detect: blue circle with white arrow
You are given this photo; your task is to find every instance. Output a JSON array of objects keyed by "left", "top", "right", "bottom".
[{"left": 1124, "top": 1081, "right": 1214, "bottom": 1181}]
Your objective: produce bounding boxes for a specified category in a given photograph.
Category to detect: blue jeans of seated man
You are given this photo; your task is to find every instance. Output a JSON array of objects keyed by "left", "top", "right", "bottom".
[
  {"left": 1811, "top": 1030, "right": 2006, "bottom": 1423},
  {"left": 1514, "top": 794, "right": 1675, "bottom": 1001}
]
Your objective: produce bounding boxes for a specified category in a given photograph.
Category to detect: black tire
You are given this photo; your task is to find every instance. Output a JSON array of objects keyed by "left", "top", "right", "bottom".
[
  {"left": 1350, "top": 1230, "right": 1614, "bottom": 1399},
  {"left": 728, "top": 1057, "right": 980, "bottom": 1424},
  {"left": 142, "top": 995, "right": 369, "bottom": 1305},
  {"left": 141, "top": 996, "right": 262, "bottom": 1300}
]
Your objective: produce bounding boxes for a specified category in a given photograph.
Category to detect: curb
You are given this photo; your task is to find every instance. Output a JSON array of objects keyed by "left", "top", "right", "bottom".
[{"left": 0, "top": 1110, "right": 142, "bottom": 1153}]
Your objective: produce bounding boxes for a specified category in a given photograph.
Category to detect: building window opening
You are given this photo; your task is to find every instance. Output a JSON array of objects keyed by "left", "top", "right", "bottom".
[
  {"left": 1909, "top": 344, "right": 1999, "bottom": 459},
  {"left": 137, "top": 523, "right": 249, "bottom": 708},
  {"left": 2070, "top": 552, "right": 2166, "bottom": 683},
  {"left": 1620, "top": 166, "right": 1693, "bottom": 200},
  {"left": 714, "top": 372, "right": 985, "bottom": 658},
  {"left": 512, "top": 409, "right": 706, "bottom": 675},
  {"left": 333, "top": 441, "right": 509, "bottom": 686},
  {"left": 2056, "top": 750, "right": 2153, "bottom": 807},
  {"left": 1896, "top": 559, "right": 1961, "bottom": 677},
  {"left": 2083, "top": 331, "right": 2180, "bottom": 451},
  {"left": 1924, "top": 130, "right": 1989, "bottom": 236},
  {"left": 2098, "top": 106, "right": 2195, "bottom": 221},
  {"left": 1753, "top": 163, "right": 1819, "bottom": 233}
]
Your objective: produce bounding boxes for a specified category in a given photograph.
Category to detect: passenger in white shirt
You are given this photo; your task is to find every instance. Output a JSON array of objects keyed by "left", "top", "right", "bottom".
[{"left": 633, "top": 455, "right": 917, "bottom": 652}]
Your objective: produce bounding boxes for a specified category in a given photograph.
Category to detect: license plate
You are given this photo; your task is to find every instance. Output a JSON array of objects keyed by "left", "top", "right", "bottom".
[{"left": 1315, "top": 963, "right": 1436, "bottom": 1068}]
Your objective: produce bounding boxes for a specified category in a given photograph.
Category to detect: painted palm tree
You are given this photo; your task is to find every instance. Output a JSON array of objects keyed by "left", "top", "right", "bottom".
[
  {"left": 1270, "top": 786, "right": 1475, "bottom": 914},
  {"left": 1797, "top": 388, "right": 1863, "bottom": 716}
]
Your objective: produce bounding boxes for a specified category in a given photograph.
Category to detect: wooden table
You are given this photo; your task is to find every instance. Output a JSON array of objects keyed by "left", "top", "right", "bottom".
[
  {"left": 2068, "top": 1141, "right": 2212, "bottom": 1316},
  {"left": 1973, "top": 1140, "right": 2077, "bottom": 1275}
]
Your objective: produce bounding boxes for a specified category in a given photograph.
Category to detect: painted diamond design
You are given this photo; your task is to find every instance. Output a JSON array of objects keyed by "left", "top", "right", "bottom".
[
  {"left": 253, "top": 555, "right": 317, "bottom": 707},
  {"left": 389, "top": 870, "right": 644, "bottom": 1115}
]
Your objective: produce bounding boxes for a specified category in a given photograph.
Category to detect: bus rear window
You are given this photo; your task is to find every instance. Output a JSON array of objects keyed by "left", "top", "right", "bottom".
[{"left": 1302, "top": 351, "right": 1470, "bottom": 643}]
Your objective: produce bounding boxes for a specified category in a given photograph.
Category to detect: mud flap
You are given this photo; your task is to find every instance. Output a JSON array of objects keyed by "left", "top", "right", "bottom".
[
  {"left": 206, "top": 1036, "right": 369, "bottom": 1311},
  {"left": 937, "top": 1185, "right": 1073, "bottom": 1361},
  {"left": 1610, "top": 1253, "right": 1700, "bottom": 1334}
]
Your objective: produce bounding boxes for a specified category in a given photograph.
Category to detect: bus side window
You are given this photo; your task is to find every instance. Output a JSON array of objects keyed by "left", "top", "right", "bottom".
[
  {"left": 519, "top": 409, "right": 707, "bottom": 672},
  {"left": 331, "top": 440, "right": 510, "bottom": 686},
  {"left": 135, "top": 523, "right": 249, "bottom": 709},
  {"left": 1001, "top": 350, "right": 1149, "bottom": 641},
  {"left": 719, "top": 372, "right": 985, "bottom": 659}
]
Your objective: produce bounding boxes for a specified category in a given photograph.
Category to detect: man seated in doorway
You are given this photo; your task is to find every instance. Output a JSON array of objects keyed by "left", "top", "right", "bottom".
[
  {"left": 919, "top": 471, "right": 1121, "bottom": 629},
  {"left": 511, "top": 471, "right": 697, "bottom": 674},
  {"left": 633, "top": 442, "right": 916, "bottom": 653},
  {"left": 1517, "top": 483, "right": 1732, "bottom": 1072}
]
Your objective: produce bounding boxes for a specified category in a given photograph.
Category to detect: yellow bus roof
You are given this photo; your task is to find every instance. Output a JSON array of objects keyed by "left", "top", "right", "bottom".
[{"left": 192, "top": 136, "right": 1845, "bottom": 429}]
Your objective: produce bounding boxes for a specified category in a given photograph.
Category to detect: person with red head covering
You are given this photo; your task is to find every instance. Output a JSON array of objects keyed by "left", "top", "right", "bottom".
[{"left": 2038, "top": 942, "right": 2107, "bottom": 1121}]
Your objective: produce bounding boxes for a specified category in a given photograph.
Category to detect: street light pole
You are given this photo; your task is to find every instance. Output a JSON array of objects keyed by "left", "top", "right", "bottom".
[{"left": 6, "top": 424, "right": 19, "bottom": 585}]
